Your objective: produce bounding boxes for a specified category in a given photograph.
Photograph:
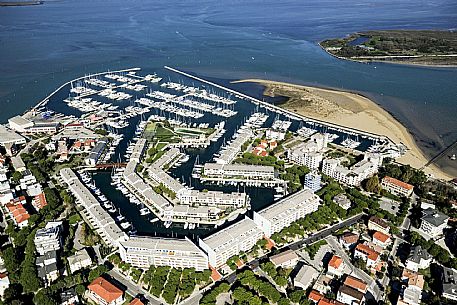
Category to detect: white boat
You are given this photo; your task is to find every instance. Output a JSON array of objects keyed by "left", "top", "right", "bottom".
[
  {"left": 139, "top": 208, "right": 150, "bottom": 215},
  {"left": 164, "top": 221, "right": 172, "bottom": 228},
  {"left": 120, "top": 222, "right": 131, "bottom": 229}
]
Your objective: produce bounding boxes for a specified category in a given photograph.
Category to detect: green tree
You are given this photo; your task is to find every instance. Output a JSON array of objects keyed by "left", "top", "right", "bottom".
[
  {"left": 88, "top": 265, "right": 109, "bottom": 282},
  {"left": 1, "top": 246, "right": 21, "bottom": 273},
  {"left": 11, "top": 171, "right": 23, "bottom": 184},
  {"left": 33, "top": 290, "right": 57, "bottom": 305},
  {"left": 364, "top": 175, "right": 380, "bottom": 193}
]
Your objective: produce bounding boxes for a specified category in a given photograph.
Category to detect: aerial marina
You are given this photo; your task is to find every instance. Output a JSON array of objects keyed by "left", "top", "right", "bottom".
[{"left": 5, "top": 66, "right": 407, "bottom": 241}]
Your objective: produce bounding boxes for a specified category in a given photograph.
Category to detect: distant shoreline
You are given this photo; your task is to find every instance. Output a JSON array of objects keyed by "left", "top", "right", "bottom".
[
  {"left": 318, "top": 42, "right": 457, "bottom": 68},
  {"left": 319, "top": 30, "right": 457, "bottom": 67},
  {"left": 234, "top": 79, "right": 453, "bottom": 180},
  {"left": 0, "top": 1, "right": 43, "bottom": 7}
]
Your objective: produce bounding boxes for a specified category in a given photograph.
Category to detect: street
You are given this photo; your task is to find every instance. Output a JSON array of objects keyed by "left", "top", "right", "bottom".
[
  {"left": 286, "top": 213, "right": 364, "bottom": 251},
  {"left": 108, "top": 268, "right": 164, "bottom": 305},
  {"left": 325, "top": 235, "right": 383, "bottom": 301}
]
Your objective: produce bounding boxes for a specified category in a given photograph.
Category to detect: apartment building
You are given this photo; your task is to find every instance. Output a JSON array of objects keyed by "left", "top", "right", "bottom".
[
  {"left": 253, "top": 187, "right": 320, "bottom": 237},
  {"left": 119, "top": 236, "right": 208, "bottom": 271},
  {"left": 199, "top": 217, "right": 263, "bottom": 268}
]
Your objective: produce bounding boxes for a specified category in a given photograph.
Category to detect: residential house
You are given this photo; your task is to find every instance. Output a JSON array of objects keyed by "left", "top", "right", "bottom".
[
  {"left": 419, "top": 208, "right": 449, "bottom": 239},
  {"left": 340, "top": 232, "right": 359, "bottom": 250},
  {"left": 67, "top": 248, "right": 92, "bottom": 274},
  {"left": 270, "top": 250, "right": 299, "bottom": 269},
  {"left": 308, "top": 290, "right": 324, "bottom": 303},
  {"left": 399, "top": 269, "right": 425, "bottom": 305},
  {"left": 405, "top": 246, "right": 432, "bottom": 272},
  {"left": 354, "top": 243, "right": 380, "bottom": 268},
  {"left": 442, "top": 267, "right": 457, "bottom": 301},
  {"left": 313, "top": 274, "right": 333, "bottom": 294},
  {"left": 337, "top": 284, "right": 365, "bottom": 305},
  {"left": 328, "top": 255, "right": 345, "bottom": 277},
  {"left": 372, "top": 231, "right": 391, "bottom": 249},
  {"left": 87, "top": 276, "right": 124, "bottom": 305},
  {"left": 36, "top": 250, "right": 59, "bottom": 286},
  {"left": 318, "top": 298, "right": 345, "bottom": 305},
  {"left": 368, "top": 216, "right": 390, "bottom": 235},
  {"left": 60, "top": 288, "right": 79, "bottom": 305},
  {"left": 34, "top": 221, "right": 63, "bottom": 255},
  {"left": 5, "top": 201, "right": 30, "bottom": 228},
  {"left": 293, "top": 265, "right": 319, "bottom": 290},
  {"left": 129, "top": 298, "right": 145, "bottom": 305},
  {"left": 32, "top": 192, "right": 48, "bottom": 211},
  {"left": 343, "top": 275, "right": 367, "bottom": 294},
  {"left": 333, "top": 194, "right": 351, "bottom": 210}
]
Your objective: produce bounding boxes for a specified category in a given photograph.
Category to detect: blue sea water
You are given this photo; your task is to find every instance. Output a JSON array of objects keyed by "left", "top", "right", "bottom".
[{"left": 1, "top": 0, "right": 457, "bottom": 173}]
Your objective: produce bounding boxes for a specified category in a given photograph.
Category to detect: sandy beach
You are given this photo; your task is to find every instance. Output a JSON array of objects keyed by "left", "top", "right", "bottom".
[{"left": 234, "top": 79, "right": 452, "bottom": 180}]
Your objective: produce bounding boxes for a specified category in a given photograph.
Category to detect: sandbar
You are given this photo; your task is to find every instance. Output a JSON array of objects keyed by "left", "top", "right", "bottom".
[{"left": 233, "top": 79, "right": 452, "bottom": 180}]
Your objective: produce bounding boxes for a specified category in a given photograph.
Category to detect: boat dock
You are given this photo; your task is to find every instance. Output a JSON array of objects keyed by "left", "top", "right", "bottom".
[
  {"left": 164, "top": 66, "right": 395, "bottom": 147},
  {"left": 31, "top": 67, "right": 141, "bottom": 111}
]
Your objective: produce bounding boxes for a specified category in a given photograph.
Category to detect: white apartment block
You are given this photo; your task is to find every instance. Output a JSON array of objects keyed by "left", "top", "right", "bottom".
[
  {"left": 253, "top": 187, "right": 320, "bottom": 237},
  {"left": 199, "top": 217, "right": 263, "bottom": 268},
  {"left": 287, "top": 133, "right": 328, "bottom": 169},
  {"left": 123, "top": 161, "right": 172, "bottom": 218},
  {"left": 419, "top": 208, "right": 449, "bottom": 239},
  {"left": 322, "top": 153, "right": 383, "bottom": 186},
  {"left": 203, "top": 163, "right": 276, "bottom": 180},
  {"left": 67, "top": 249, "right": 92, "bottom": 274},
  {"left": 381, "top": 176, "right": 414, "bottom": 197},
  {"left": 179, "top": 189, "right": 248, "bottom": 207},
  {"left": 288, "top": 151, "right": 323, "bottom": 169},
  {"left": 60, "top": 168, "right": 128, "bottom": 248},
  {"left": 34, "top": 221, "right": 63, "bottom": 255},
  {"left": 119, "top": 236, "right": 208, "bottom": 271}
]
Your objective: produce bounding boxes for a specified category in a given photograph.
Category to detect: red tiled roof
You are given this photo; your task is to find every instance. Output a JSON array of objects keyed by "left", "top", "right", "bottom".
[
  {"left": 328, "top": 255, "right": 343, "bottom": 269},
  {"left": 210, "top": 265, "right": 222, "bottom": 282},
  {"left": 129, "top": 298, "right": 144, "bottom": 305},
  {"left": 318, "top": 298, "right": 345, "bottom": 305},
  {"left": 88, "top": 277, "right": 123, "bottom": 303},
  {"left": 341, "top": 232, "right": 359, "bottom": 244},
  {"left": 33, "top": 193, "right": 48, "bottom": 210},
  {"left": 6, "top": 203, "right": 30, "bottom": 224},
  {"left": 309, "top": 290, "right": 324, "bottom": 302},
  {"left": 373, "top": 231, "right": 390, "bottom": 243},
  {"left": 344, "top": 275, "right": 367, "bottom": 293},
  {"left": 355, "top": 244, "right": 379, "bottom": 261},
  {"left": 382, "top": 176, "right": 414, "bottom": 190},
  {"left": 265, "top": 236, "right": 275, "bottom": 250}
]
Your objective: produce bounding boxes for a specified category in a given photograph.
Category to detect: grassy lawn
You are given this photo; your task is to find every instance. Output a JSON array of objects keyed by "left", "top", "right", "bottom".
[{"left": 156, "top": 142, "right": 168, "bottom": 151}]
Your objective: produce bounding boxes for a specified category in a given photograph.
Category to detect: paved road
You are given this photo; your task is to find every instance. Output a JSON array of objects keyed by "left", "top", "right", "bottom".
[
  {"left": 108, "top": 268, "right": 163, "bottom": 305},
  {"left": 286, "top": 213, "right": 364, "bottom": 251},
  {"left": 179, "top": 213, "right": 364, "bottom": 305},
  {"left": 73, "top": 222, "right": 84, "bottom": 251},
  {"left": 325, "top": 235, "right": 383, "bottom": 301}
]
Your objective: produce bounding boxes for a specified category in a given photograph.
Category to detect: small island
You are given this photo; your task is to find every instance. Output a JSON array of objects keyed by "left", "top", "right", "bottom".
[
  {"left": 0, "top": 1, "right": 43, "bottom": 6},
  {"left": 320, "top": 30, "right": 457, "bottom": 66}
]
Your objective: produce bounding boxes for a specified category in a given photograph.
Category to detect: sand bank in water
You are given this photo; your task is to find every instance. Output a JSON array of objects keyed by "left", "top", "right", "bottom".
[{"left": 234, "top": 79, "right": 452, "bottom": 180}]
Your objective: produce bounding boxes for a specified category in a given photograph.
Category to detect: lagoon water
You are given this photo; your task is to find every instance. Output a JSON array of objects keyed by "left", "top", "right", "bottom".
[{"left": 1, "top": 0, "right": 457, "bottom": 174}]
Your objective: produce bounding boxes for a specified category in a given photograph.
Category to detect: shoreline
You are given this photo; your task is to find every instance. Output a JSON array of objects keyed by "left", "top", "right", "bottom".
[
  {"left": 233, "top": 79, "right": 453, "bottom": 181},
  {"left": 318, "top": 42, "right": 457, "bottom": 68},
  {"left": 0, "top": 1, "right": 43, "bottom": 6}
]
